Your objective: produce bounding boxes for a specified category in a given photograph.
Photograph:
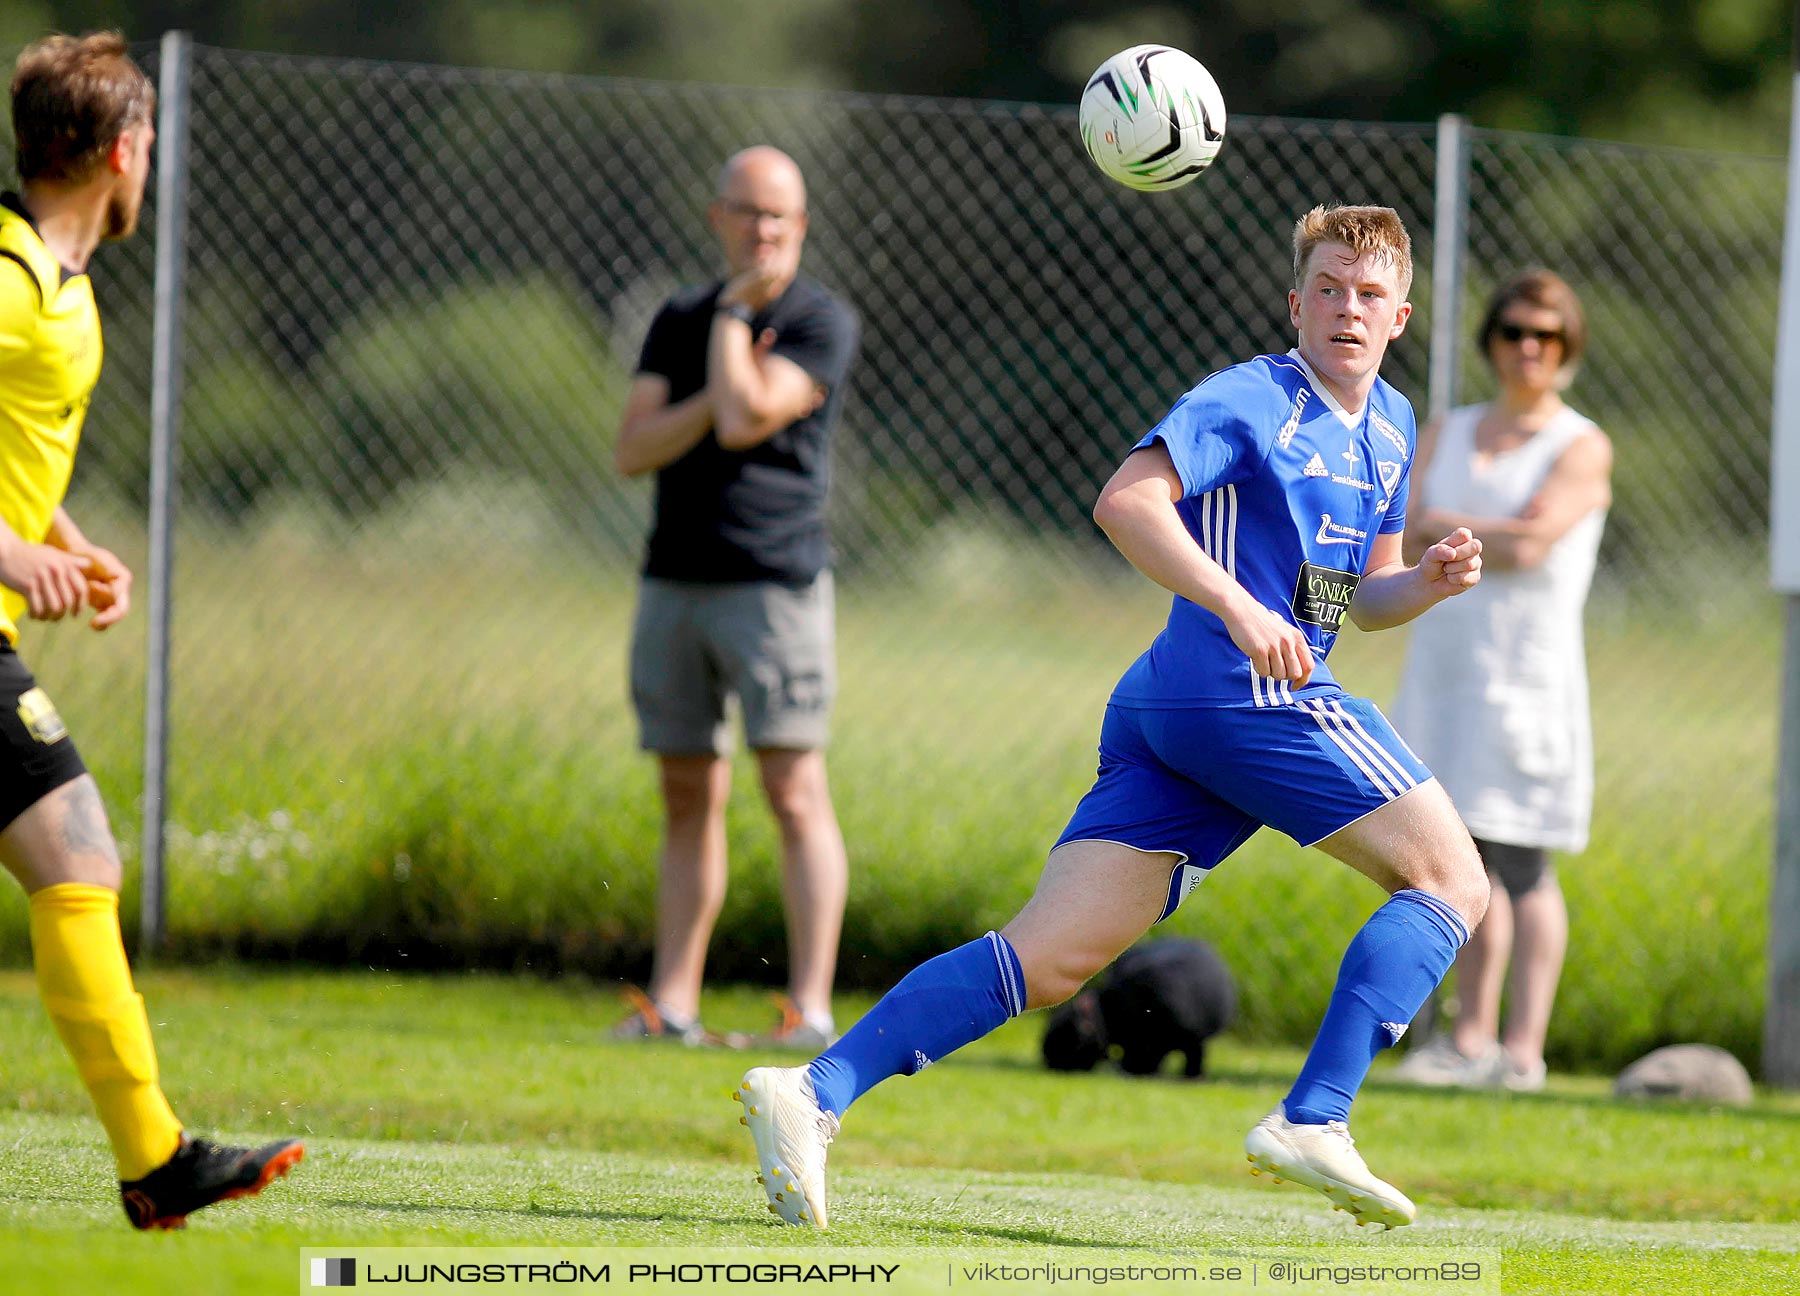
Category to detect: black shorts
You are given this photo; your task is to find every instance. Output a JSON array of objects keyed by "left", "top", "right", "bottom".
[{"left": 0, "top": 642, "right": 88, "bottom": 832}]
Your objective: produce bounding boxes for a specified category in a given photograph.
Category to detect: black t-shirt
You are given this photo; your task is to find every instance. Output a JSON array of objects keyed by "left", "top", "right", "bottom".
[{"left": 635, "top": 274, "right": 859, "bottom": 583}]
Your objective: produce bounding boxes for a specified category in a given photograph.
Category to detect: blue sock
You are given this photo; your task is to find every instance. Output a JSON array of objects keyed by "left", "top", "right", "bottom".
[
  {"left": 1285, "top": 889, "right": 1469, "bottom": 1126},
  {"left": 806, "top": 932, "right": 1025, "bottom": 1117}
]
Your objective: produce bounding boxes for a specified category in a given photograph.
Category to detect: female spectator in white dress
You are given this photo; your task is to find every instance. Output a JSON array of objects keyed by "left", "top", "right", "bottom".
[{"left": 1389, "top": 269, "right": 1612, "bottom": 1092}]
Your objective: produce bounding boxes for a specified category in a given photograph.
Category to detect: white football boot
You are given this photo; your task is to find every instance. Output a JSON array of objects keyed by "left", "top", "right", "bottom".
[
  {"left": 1245, "top": 1102, "right": 1417, "bottom": 1229},
  {"left": 736, "top": 1065, "right": 839, "bottom": 1227}
]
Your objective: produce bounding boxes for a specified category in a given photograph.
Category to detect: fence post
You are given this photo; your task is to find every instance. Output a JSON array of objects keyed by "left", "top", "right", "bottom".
[
  {"left": 1770, "top": 603, "right": 1800, "bottom": 1085},
  {"left": 141, "top": 30, "right": 191, "bottom": 954},
  {"left": 1429, "top": 113, "right": 1469, "bottom": 422},
  {"left": 1407, "top": 111, "right": 1472, "bottom": 1046},
  {"left": 1766, "top": 3, "right": 1800, "bottom": 1087}
]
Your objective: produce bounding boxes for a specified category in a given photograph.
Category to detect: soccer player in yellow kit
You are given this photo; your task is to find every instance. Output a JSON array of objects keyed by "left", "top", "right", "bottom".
[{"left": 0, "top": 32, "right": 302, "bottom": 1229}]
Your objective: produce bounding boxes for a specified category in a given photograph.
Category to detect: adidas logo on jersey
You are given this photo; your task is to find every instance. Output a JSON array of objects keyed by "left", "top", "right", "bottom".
[{"left": 1303, "top": 453, "right": 1328, "bottom": 477}]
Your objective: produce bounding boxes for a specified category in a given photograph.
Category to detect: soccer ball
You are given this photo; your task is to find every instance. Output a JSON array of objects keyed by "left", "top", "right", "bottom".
[{"left": 1079, "top": 45, "right": 1227, "bottom": 192}]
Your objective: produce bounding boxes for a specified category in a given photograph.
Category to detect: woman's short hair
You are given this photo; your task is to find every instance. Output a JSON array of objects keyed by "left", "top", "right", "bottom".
[{"left": 1476, "top": 268, "right": 1587, "bottom": 370}]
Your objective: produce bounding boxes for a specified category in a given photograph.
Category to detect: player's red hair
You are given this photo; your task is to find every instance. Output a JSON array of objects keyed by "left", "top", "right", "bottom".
[{"left": 1292, "top": 205, "right": 1413, "bottom": 298}]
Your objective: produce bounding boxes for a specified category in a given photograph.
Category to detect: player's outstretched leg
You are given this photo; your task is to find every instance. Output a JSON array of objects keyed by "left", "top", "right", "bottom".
[
  {"left": 734, "top": 841, "right": 1177, "bottom": 1227},
  {"left": 1242, "top": 887, "right": 1466, "bottom": 1229},
  {"left": 120, "top": 1135, "right": 305, "bottom": 1230},
  {"left": 1244, "top": 1103, "right": 1415, "bottom": 1228},
  {"left": 13, "top": 784, "right": 306, "bottom": 1230},
  {"left": 33, "top": 880, "right": 307, "bottom": 1228},
  {"left": 736, "top": 930, "right": 1026, "bottom": 1227},
  {"left": 735, "top": 1066, "right": 837, "bottom": 1226},
  {"left": 1247, "top": 783, "right": 1485, "bottom": 1228},
  {"left": 29, "top": 879, "right": 183, "bottom": 1177}
]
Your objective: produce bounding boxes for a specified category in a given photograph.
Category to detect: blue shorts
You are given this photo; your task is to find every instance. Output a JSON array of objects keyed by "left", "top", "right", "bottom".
[{"left": 1054, "top": 691, "right": 1432, "bottom": 921}]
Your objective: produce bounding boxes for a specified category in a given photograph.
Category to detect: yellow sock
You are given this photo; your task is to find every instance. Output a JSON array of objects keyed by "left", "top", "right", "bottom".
[{"left": 29, "top": 883, "right": 183, "bottom": 1181}]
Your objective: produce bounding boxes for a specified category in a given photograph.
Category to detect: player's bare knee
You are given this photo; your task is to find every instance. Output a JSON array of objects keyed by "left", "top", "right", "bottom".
[
  {"left": 1425, "top": 839, "right": 1488, "bottom": 929},
  {"left": 1387, "top": 836, "right": 1486, "bottom": 929},
  {"left": 1018, "top": 945, "right": 1112, "bottom": 1010},
  {"left": 8, "top": 778, "right": 124, "bottom": 891},
  {"left": 1024, "top": 966, "right": 1083, "bottom": 1011},
  {"left": 1455, "top": 872, "right": 1490, "bottom": 930},
  {"left": 1005, "top": 928, "right": 1080, "bottom": 1008}
]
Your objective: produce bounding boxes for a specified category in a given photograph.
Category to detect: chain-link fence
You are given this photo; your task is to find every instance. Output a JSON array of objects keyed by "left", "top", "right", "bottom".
[{"left": 1, "top": 41, "right": 1784, "bottom": 1070}]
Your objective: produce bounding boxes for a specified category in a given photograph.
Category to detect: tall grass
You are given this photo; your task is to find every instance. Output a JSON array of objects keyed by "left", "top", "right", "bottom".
[{"left": 0, "top": 487, "right": 1775, "bottom": 1073}]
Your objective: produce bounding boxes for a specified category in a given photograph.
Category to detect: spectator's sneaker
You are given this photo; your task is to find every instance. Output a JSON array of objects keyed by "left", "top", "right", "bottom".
[
  {"left": 1391, "top": 1035, "right": 1505, "bottom": 1089},
  {"left": 749, "top": 996, "right": 838, "bottom": 1051},
  {"left": 1244, "top": 1103, "right": 1415, "bottom": 1229},
  {"left": 1502, "top": 1056, "right": 1548, "bottom": 1093},
  {"left": 610, "top": 987, "right": 742, "bottom": 1048},
  {"left": 735, "top": 1065, "right": 837, "bottom": 1227},
  {"left": 120, "top": 1135, "right": 304, "bottom": 1230}
]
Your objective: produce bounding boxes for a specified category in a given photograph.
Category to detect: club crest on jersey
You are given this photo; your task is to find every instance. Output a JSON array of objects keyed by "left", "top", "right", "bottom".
[
  {"left": 1377, "top": 459, "right": 1403, "bottom": 494},
  {"left": 16, "top": 687, "right": 67, "bottom": 745},
  {"left": 1276, "top": 390, "right": 1312, "bottom": 450},
  {"left": 1303, "top": 453, "right": 1328, "bottom": 477},
  {"left": 1315, "top": 514, "right": 1368, "bottom": 546}
]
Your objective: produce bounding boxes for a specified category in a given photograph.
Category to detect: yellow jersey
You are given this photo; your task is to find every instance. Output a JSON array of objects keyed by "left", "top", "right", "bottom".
[{"left": 0, "top": 194, "right": 102, "bottom": 644}]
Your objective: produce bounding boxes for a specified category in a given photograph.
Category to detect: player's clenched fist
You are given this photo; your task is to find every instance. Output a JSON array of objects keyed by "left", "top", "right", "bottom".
[
  {"left": 1420, "top": 525, "right": 1482, "bottom": 596},
  {"left": 0, "top": 539, "right": 92, "bottom": 622},
  {"left": 1222, "top": 592, "right": 1315, "bottom": 686},
  {"left": 78, "top": 544, "right": 132, "bottom": 630}
]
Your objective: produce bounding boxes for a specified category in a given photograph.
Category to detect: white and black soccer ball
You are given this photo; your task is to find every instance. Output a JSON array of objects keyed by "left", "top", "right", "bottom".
[{"left": 1079, "top": 45, "right": 1227, "bottom": 192}]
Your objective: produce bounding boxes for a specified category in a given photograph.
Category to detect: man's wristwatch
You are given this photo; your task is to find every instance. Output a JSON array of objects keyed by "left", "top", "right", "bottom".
[{"left": 715, "top": 301, "right": 755, "bottom": 325}]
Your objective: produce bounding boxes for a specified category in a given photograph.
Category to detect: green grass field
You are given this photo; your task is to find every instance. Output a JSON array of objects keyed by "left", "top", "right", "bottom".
[{"left": 0, "top": 968, "right": 1794, "bottom": 1296}]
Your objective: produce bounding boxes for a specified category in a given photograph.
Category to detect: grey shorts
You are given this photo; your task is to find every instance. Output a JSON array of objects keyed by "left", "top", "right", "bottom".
[{"left": 629, "top": 574, "right": 836, "bottom": 755}]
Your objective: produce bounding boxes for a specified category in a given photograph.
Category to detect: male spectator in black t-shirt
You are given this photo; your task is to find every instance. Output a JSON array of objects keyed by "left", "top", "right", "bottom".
[{"left": 614, "top": 146, "right": 859, "bottom": 1049}]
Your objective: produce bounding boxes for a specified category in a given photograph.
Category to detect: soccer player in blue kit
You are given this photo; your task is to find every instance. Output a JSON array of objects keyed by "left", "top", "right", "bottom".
[{"left": 737, "top": 205, "right": 1487, "bottom": 1230}]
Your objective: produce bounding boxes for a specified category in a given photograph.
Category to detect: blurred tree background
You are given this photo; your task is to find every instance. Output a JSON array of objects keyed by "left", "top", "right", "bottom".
[{"left": 0, "top": 0, "right": 1789, "bottom": 153}]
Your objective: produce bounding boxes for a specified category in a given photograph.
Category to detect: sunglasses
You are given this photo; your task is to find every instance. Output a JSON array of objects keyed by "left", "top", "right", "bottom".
[
  {"left": 1496, "top": 322, "right": 1564, "bottom": 345},
  {"left": 721, "top": 200, "right": 801, "bottom": 225}
]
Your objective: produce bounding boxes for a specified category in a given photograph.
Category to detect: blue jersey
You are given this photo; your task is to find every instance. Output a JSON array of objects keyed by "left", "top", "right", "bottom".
[{"left": 1111, "top": 351, "right": 1416, "bottom": 708}]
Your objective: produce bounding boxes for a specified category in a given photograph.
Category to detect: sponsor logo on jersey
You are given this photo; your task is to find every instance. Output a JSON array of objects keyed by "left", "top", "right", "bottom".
[
  {"left": 1291, "top": 560, "right": 1360, "bottom": 632},
  {"left": 1331, "top": 473, "right": 1374, "bottom": 491},
  {"left": 16, "top": 687, "right": 67, "bottom": 745},
  {"left": 1371, "top": 411, "right": 1409, "bottom": 457},
  {"left": 1303, "top": 452, "right": 1328, "bottom": 477},
  {"left": 1315, "top": 514, "right": 1368, "bottom": 545},
  {"left": 1276, "top": 389, "right": 1312, "bottom": 450},
  {"left": 1377, "top": 459, "right": 1403, "bottom": 493}
]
